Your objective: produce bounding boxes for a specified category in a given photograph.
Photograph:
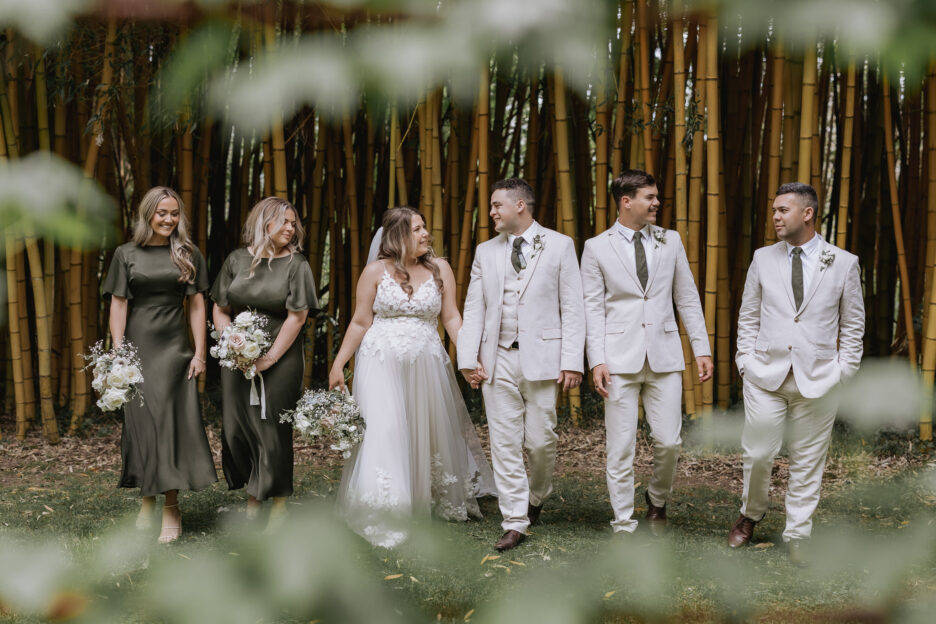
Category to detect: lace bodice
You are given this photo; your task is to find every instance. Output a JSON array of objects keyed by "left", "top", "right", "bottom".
[
  {"left": 372, "top": 270, "right": 441, "bottom": 321},
  {"left": 358, "top": 271, "right": 446, "bottom": 363}
]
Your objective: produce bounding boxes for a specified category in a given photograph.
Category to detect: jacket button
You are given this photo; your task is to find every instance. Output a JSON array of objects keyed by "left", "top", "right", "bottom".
[
  {"left": 794, "top": 318, "right": 799, "bottom": 323},
  {"left": 644, "top": 296, "right": 648, "bottom": 301},
  {"left": 788, "top": 345, "right": 792, "bottom": 350},
  {"left": 641, "top": 323, "right": 646, "bottom": 328}
]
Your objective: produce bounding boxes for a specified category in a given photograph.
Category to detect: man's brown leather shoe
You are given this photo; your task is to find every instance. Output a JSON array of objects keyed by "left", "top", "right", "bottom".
[
  {"left": 494, "top": 530, "right": 526, "bottom": 552},
  {"left": 528, "top": 503, "right": 543, "bottom": 527},
  {"left": 644, "top": 491, "right": 666, "bottom": 536},
  {"left": 727, "top": 514, "right": 758, "bottom": 548}
]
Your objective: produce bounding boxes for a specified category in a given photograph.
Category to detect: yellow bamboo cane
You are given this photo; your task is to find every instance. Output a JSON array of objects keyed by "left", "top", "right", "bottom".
[{"left": 882, "top": 74, "right": 918, "bottom": 365}]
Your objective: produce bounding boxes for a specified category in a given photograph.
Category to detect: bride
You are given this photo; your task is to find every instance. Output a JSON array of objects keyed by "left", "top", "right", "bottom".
[{"left": 329, "top": 207, "right": 495, "bottom": 547}]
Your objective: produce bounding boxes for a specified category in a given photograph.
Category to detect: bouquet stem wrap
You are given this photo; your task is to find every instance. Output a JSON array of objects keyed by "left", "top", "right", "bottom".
[{"left": 249, "top": 372, "right": 267, "bottom": 419}]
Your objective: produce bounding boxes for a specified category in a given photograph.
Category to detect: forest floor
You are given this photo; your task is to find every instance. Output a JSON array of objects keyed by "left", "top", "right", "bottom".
[{"left": 1, "top": 413, "right": 935, "bottom": 623}]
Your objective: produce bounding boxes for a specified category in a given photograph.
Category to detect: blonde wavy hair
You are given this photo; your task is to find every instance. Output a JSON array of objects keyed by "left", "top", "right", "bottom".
[
  {"left": 132, "top": 186, "right": 196, "bottom": 283},
  {"left": 242, "top": 197, "right": 305, "bottom": 277},
  {"left": 377, "top": 207, "right": 442, "bottom": 296}
]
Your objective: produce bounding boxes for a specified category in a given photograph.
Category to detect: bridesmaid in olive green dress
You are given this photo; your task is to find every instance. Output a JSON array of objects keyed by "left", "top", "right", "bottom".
[
  {"left": 211, "top": 197, "right": 318, "bottom": 529},
  {"left": 103, "top": 186, "right": 217, "bottom": 544}
]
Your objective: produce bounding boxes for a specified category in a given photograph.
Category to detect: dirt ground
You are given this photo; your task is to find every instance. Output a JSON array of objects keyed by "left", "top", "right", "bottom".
[{"left": 1, "top": 415, "right": 922, "bottom": 498}]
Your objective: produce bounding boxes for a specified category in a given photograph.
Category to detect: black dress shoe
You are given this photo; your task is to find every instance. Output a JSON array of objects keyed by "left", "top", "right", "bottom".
[
  {"left": 528, "top": 503, "right": 543, "bottom": 527},
  {"left": 494, "top": 530, "right": 526, "bottom": 552}
]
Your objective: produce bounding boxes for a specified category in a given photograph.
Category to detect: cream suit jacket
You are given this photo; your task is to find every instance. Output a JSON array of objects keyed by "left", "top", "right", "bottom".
[
  {"left": 457, "top": 227, "right": 585, "bottom": 382},
  {"left": 735, "top": 235, "right": 865, "bottom": 399},
  {"left": 580, "top": 226, "right": 710, "bottom": 374}
]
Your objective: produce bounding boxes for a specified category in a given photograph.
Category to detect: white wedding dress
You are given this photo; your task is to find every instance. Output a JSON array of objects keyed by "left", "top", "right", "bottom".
[{"left": 337, "top": 269, "right": 496, "bottom": 547}]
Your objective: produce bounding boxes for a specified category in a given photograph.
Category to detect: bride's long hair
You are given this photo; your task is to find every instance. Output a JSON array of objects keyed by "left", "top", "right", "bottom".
[{"left": 377, "top": 207, "right": 443, "bottom": 296}]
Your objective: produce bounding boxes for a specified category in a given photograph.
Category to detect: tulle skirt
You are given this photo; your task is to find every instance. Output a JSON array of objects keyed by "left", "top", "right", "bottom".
[{"left": 336, "top": 332, "right": 496, "bottom": 548}]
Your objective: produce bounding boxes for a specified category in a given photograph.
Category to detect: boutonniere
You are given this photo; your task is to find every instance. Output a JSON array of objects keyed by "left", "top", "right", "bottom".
[
  {"left": 529, "top": 234, "right": 545, "bottom": 260},
  {"left": 652, "top": 228, "right": 666, "bottom": 248},
  {"left": 819, "top": 248, "right": 835, "bottom": 271}
]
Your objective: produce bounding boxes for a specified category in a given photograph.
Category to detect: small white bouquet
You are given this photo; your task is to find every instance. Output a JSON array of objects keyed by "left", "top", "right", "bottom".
[
  {"left": 83, "top": 340, "right": 144, "bottom": 412},
  {"left": 210, "top": 310, "right": 272, "bottom": 379},
  {"left": 281, "top": 389, "right": 365, "bottom": 459}
]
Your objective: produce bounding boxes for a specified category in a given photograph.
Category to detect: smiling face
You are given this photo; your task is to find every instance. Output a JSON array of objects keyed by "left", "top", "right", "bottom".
[
  {"left": 490, "top": 189, "right": 532, "bottom": 235},
  {"left": 148, "top": 197, "right": 181, "bottom": 244},
  {"left": 409, "top": 214, "right": 430, "bottom": 258},
  {"left": 267, "top": 207, "right": 298, "bottom": 252},
  {"left": 772, "top": 192, "right": 814, "bottom": 244},
  {"left": 618, "top": 184, "right": 659, "bottom": 230}
]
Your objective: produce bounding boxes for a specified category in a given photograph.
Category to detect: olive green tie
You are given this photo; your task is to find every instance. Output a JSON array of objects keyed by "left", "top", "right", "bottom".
[
  {"left": 634, "top": 231, "right": 648, "bottom": 290},
  {"left": 792, "top": 246, "right": 804, "bottom": 310},
  {"left": 511, "top": 236, "right": 526, "bottom": 273}
]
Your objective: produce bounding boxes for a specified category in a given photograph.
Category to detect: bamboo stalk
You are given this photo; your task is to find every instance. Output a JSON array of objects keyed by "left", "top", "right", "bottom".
[
  {"left": 701, "top": 13, "right": 720, "bottom": 417},
  {"left": 5, "top": 234, "right": 27, "bottom": 439},
  {"left": 764, "top": 42, "right": 785, "bottom": 246},
  {"left": 636, "top": 0, "right": 653, "bottom": 174},
  {"left": 553, "top": 68, "right": 577, "bottom": 241},
  {"left": 477, "top": 66, "right": 491, "bottom": 242},
  {"left": 611, "top": 0, "right": 634, "bottom": 179},
  {"left": 835, "top": 62, "right": 857, "bottom": 248},
  {"left": 430, "top": 92, "right": 445, "bottom": 255},
  {"left": 594, "top": 74, "right": 611, "bottom": 235},
  {"left": 342, "top": 113, "right": 361, "bottom": 309},
  {"left": 882, "top": 74, "right": 918, "bottom": 365},
  {"left": 920, "top": 63, "right": 936, "bottom": 442},
  {"left": 797, "top": 43, "right": 817, "bottom": 183},
  {"left": 456, "top": 107, "right": 480, "bottom": 305}
]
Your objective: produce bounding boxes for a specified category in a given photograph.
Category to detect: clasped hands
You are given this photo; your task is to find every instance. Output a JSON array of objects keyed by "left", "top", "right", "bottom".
[{"left": 460, "top": 362, "right": 583, "bottom": 391}]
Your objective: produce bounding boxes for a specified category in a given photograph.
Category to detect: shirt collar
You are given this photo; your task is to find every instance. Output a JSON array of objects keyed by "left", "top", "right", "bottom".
[
  {"left": 614, "top": 221, "right": 651, "bottom": 242},
  {"left": 786, "top": 233, "right": 821, "bottom": 257},
  {"left": 508, "top": 221, "right": 539, "bottom": 246}
]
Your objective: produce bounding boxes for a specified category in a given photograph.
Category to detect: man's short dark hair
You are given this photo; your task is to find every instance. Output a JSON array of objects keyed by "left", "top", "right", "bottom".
[
  {"left": 611, "top": 169, "right": 657, "bottom": 206},
  {"left": 776, "top": 182, "right": 819, "bottom": 216},
  {"left": 492, "top": 178, "right": 535, "bottom": 212}
]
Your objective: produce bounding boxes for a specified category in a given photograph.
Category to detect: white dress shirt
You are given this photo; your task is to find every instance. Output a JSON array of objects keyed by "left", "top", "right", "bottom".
[
  {"left": 785, "top": 232, "right": 821, "bottom": 296},
  {"left": 614, "top": 221, "right": 655, "bottom": 278}
]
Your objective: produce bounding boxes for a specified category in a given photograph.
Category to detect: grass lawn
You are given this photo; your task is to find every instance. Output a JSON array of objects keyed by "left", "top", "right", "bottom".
[{"left": 1, "top": 421, "right": 935, "bottom": 623}]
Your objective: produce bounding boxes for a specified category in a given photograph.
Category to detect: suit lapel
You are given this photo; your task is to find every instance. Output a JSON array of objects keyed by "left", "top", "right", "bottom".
[
  {"left": 774, "top": 242, "right": 797, "bottom": 312},
  {"left": 606, "top": 230, "right": 643, "bottom": 291},
  {"left": 643, "top": 225, "right": 665, "bottom": 292},
  {"left": 798, "top": 236, "right": 830, "bottom": 313},
  {"left": 490, "top": 234, "right": 507, "bottom": 304},
  {"left": 518, "top": 230, "right": 546, "bottom": 299}
]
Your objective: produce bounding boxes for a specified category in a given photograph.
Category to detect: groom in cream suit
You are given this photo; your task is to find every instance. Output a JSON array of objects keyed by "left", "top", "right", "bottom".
[
  {"left": 580, "top": 169, "right": 712, "bottom": 536},
  {"left": 458, "top": 178, "right": 585, "bottom": 552},
  {"left": 728, "top": 182, "right": 864, "bottom": 566}
]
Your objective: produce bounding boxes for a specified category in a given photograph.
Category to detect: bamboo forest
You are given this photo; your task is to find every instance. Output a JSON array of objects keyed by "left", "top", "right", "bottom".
[{"left": 1, "top": 0, "right": 935, "bottom": 443}]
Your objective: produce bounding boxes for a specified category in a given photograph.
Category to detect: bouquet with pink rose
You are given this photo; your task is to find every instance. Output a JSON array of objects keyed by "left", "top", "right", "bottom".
[
  {"left": 280, "top": 389, "right": 365, "bottom": 459},
  {"left": 209, "top": 310, "right": 271, "bottom": 379}
]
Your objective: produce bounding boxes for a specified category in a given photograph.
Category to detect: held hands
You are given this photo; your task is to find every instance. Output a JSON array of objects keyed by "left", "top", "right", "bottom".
[
  {"left": 592, "top": 364, "right": 611, "bottom": 398},
  {"left": 696, "top": 356, "right": 714, "bottom": 382},
  {"left": 187, "top": 355, "right": 206, "bottom": 380},
  {"left": 460, "top": 362, "right": 488, "bottom": 389},
  {"left": 557, "top": 370, "right": 582, "bottom": 391}
]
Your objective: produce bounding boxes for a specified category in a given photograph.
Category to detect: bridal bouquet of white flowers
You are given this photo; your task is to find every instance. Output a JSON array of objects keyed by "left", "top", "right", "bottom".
[
  {"left": 210, "top": 310, "right": 272, "bottom": 380},
  {"left": 281, "top": 389, "right": 365, "bottom": 459},
  {"left": 83, "top": 340, "right": 144, "bottom": 412}
]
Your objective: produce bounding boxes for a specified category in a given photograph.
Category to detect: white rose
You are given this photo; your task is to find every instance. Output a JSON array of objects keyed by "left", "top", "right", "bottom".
[
  {"left": 99, "top": 387, "right": 129, "bottom": 411},
  {"left": 210, "top": 345, "right": 220, "bottom": 358},
  {"left": 125, "top": 366, "right": 143, "bottom": 385},
  {"left": 107, "top": 366, "right": 131, "bottom": 389},
  {"left": 242, "top": 342, "right": 261, "bottom": 360},
  {"left": 92, "top": 375, "right": 105, "bottom": 393},
  {"left": 252, "top": 329, "right": 265, "bottom": 342},
  {"left": 234, "top": 311, "right": 253, "bottom": 328}
]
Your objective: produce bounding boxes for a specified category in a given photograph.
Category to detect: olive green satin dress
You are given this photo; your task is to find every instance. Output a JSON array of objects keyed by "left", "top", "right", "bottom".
[
  {"left": 102, "top": 243, "right": 218, "bottom": 496},
  {"left": 210, "top": 249, "right": 318, "bottom": 500}
]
